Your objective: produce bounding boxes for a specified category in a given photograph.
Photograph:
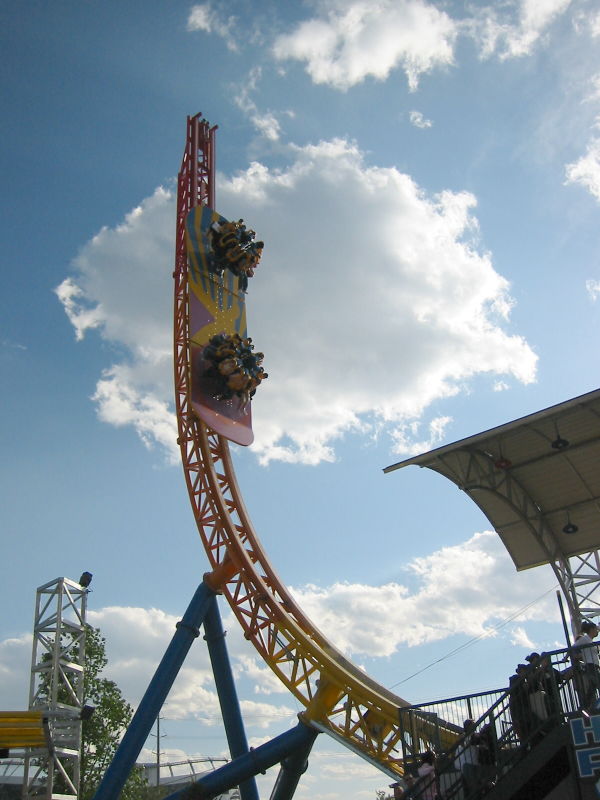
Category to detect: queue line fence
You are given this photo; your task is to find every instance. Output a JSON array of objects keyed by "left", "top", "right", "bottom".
[{"left": 397, "top": 644, "right": 593, "bottom": 799}]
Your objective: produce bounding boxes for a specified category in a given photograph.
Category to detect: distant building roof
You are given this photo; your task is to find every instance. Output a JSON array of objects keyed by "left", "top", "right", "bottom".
[{"left": 138, "top": 758, "right": 231, "bottom": 791}]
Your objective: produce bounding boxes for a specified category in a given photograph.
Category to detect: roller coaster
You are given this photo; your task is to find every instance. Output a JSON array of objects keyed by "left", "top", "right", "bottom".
[
  {"left": 174, "top": 113, "right": 434, "bottom": 787},
  {"left": 89, "top": 113, "right": 457, "bottom": 800},
  {"left": 89, "top": 114, "right": 600, "bottom": 800}
]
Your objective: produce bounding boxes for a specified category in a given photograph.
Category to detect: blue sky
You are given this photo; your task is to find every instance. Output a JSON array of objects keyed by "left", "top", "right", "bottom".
[{"left": 2, "top": 1, "right": 600, "bottom": 798}]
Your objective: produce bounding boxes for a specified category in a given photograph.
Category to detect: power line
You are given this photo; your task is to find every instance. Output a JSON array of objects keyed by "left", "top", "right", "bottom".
[
  {"left": 389, "top": 583, "right": 559, "bottom": 689},
  {"left": 162, "top": 711, "right": 295, "bottom": 723}
]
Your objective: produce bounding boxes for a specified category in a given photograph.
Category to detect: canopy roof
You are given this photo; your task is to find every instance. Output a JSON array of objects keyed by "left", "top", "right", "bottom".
[{"left": 384, "top": 389, "right": 600, "bottom": 571}]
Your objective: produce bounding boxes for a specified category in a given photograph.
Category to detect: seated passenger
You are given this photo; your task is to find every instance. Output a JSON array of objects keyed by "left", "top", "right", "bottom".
[
  {"left": 239, "top": 228, "right": 255, "bottom": 245},
  {"left": 217, "top": 358, "right": 239, "bottom": 376},
  {"left": 227, "top": 372, "right": 250, "bottom": 392}
]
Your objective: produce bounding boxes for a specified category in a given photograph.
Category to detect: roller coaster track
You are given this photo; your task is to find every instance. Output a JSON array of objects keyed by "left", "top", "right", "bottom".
[{"left": 173, "top": 115, "right": 455, "bottom": 779}]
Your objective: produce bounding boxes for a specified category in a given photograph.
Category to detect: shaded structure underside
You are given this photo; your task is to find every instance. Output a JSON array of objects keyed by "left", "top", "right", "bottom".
[{"left": 385, "top": 388, "right": 600, "bottom": 622}]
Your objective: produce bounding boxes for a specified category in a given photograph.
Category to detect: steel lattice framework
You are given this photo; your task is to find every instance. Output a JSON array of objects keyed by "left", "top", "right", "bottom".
[
  {"left": 570, "top": 551, "right": 600, "bottom": 622},
  {"left": 23, "top": 578, "right": 88, "bottom": 800},
  {"left": 423, "top": 448, "right": 600, "bottom": 629},
  {"left": 173, "top": 114, "right": 454, "bottom": 780},
  {"left": 385, "top": 388, "right": 600, "bottom": 634}
]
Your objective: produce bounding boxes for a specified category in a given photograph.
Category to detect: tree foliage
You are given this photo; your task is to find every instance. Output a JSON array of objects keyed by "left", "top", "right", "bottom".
[
  {"left": 79, "top": 626, "right": 147, "bottom": 800},
  {"left": 38, "top": 625, "right": 147, "bottom": 800}
]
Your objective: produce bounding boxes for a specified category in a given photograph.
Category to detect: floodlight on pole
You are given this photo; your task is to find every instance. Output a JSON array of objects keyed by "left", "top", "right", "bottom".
[{"left": 79, "top": 572, "right": 93, "bottom": 589}]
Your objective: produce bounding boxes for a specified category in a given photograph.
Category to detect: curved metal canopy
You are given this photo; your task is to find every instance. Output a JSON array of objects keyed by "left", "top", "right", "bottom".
[{"left": 384, "top": 388, "right": 600, "bottom": 574}]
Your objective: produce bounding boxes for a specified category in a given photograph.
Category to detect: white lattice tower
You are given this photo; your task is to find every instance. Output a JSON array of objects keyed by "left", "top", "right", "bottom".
[{"left": 22, "top": 578, "right": 89, "bottom": 800}]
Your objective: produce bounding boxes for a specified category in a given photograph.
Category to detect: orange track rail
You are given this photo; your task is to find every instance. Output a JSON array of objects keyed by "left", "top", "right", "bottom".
[{"left": 173, "top": 115, "right": 454, "bottom": 778}]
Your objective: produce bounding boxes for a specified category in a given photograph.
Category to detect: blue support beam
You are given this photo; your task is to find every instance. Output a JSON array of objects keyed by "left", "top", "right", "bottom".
[
  {"left": 203, "top": 594, "right": 259, "bottom": 800},
  {"left": 163, "top": 722, "right": 319, "bottom": 800},
  {"left": 93, "top": 581, "right": 216, "bottom": 800},
  {"left": 269, "top": 727, "right": 318, "bottom": 800}
]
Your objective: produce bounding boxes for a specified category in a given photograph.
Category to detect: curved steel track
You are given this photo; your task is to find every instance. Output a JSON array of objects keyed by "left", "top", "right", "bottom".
[{"left": 173, "top": 115, "right": 451, "bottom": 778}]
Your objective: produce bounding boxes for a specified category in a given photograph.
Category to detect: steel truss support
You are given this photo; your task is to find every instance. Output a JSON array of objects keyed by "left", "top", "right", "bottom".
[
  {"left": 269, "top": 727, "right": 318, "bottom": 800},
  {"left": 435, "top": 449, "right": 600, "bottom": 632},
  {"left": 565, "top": 550, "right": 600, "bottom": 627},
  {"left": 162, "top": 722, "right": 318, "bottom": 800},
  {"left": 92, "top": 580, "right": 260, "bottom": 800},
  {"left": 173, "top": 113, "right": 414, "bottom": 775},
  {"left": 93, "top": 582, "right": 215, "bottom": 800},
  {"left": 23, "top": 577, "right": 89, "bottom": 800},
  {"left": 203, "top": 596, "right": 259, "bottom": 800}
]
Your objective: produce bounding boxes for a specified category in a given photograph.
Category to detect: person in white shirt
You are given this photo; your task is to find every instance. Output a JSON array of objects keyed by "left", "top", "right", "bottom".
[
  {"left": 417, "top": 750, "right": 437, "bottom": 800},
  {"left": 573, "top": 620, "right": 600, "bottom": 710},
  {"left": 454, "top": 719, "right": 482, "bottom": 795}
]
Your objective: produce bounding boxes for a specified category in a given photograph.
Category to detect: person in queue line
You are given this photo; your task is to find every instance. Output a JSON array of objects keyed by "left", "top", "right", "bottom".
[
  {"left": 416, "top": 750, "right": 437, "bottom": 800},
  {"left": 508, "top": 663, "right": 534, "bottom": 744},
  {"left": 525, "top": 651, "right": 567, "bottom": 722},
  {"left": 573, "top": 620, "right": 600, "bottom": 711},
  {"left": 390, "top": 751, "right": 438, "bottom": 800},
  {"left": 453, "top": 719, "right": 481, "bottom": 795},
  {"left": 508, "top": 634, "right": 597, "bottom": 748},
  {"left": 508, "top": 655, "right": 563, "bottom": 747},
  {"left": 453, "top": 718, "right": 496, "bottom": 798},
  {"left": 388, "top": 774, "right": 416, "bottom": 800}
]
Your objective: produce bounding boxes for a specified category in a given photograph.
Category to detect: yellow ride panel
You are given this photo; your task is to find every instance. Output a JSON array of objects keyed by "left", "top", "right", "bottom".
[
  {"left": 0, "top": 711, "right": 47, "bottom": 749},
  {"left": 185, "top": 206, "right": 253, "bottom": 446}
]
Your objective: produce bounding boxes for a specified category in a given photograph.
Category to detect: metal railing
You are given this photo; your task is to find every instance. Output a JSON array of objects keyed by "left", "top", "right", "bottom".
[{"left": 397, "top": 644, "right": 596, "bottom": 799}]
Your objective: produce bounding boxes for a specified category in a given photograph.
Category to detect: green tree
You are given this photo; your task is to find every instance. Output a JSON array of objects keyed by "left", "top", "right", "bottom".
[
  {"left": 38, "top": 625, "right": 148, "bottom": 800},
  {"left": 79, "top": 626, "right": 147, "bottom": 800}
]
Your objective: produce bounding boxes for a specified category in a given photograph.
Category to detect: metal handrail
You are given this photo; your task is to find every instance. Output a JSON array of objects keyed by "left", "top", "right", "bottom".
[{"left": 399, "top": 644, "right": 597, "bottom": 799}]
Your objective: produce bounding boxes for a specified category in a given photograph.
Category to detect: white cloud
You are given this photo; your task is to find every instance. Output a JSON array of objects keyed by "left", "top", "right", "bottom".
[
  {"left": 232, "top": 67, "right": 285, "bottom": 142},
  {"left": 238, "top": 699, "right": 295, "bottom": 729},
  {"left": 235, "top": 654, "right": 286, "bottom": 695},
  {"left": 0, "top": 534, "right": 558, "bottom": 746},
  {"left": 55, "top": 277, "right": 104, "bottom": 341},
  {"left": 87, "top": 606, "right": 214, "bottom": 712},
  {"left": 290, "top": 532, "right": 557, "bottom": 658},
  {"left": 271, "top": 0, "right": 578, "bottom": 90},
  {"left": 469, "top": 0, "right": 573, "bottom": 60},
  {"left": 586, "top": 279, "right": 600, "bottom": 301},
  {"left": 1, "top": 338, "right": 26, "bottom": 352},
  {"left": 85, "top": 607, "right": 295, "bottom": 726},
  {"left": 318, "top": 756, "right": 380, "bottom": 780},
  {"left": 59, "top": 187, "right": 173, "bottom": 356},
  {"left": 574, "top": 8, "right": 600, "bottom": 38},
  {"left": 92, "top": 367, "right": 178, "bottom": 462},
  {"left": 0, "top": 633, "right": 31, "bottom": 708},
  {"left": 510, "top": 625, "right": 535, "bottom": 649},
  {"left": 187, "top": 3, "right": 238, "bottom": 52},
  {"left": 0, "top": 606, "right": 295, "bottom": 747},
  {"left": 409, "top": 110, "right": 432, "bottom": 129},
  {"left": 252, "top": 112, "right": 281, "bottom": 142},
  {"left": 272, "top": 0, "right": 457, "bottom": 91},
  {"left": 565, "top": 136, "right": 600, "bottom": 201},
  {"left": 390, "top": 415, "right": 452, "bottom": 457},
  {"left": 57, "top": 138, "right": 536, "bottom": 466},
  {"left": 56, "top": 186, "right": 178, "bottom": 460},
  {"left": 584, "top": 73, "right": 600, "bottom": 103}
]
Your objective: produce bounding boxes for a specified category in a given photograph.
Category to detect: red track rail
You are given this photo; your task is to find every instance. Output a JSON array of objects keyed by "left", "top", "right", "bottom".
[{"left": 173, "top": 115, "right": 452, "bottom": 777}]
